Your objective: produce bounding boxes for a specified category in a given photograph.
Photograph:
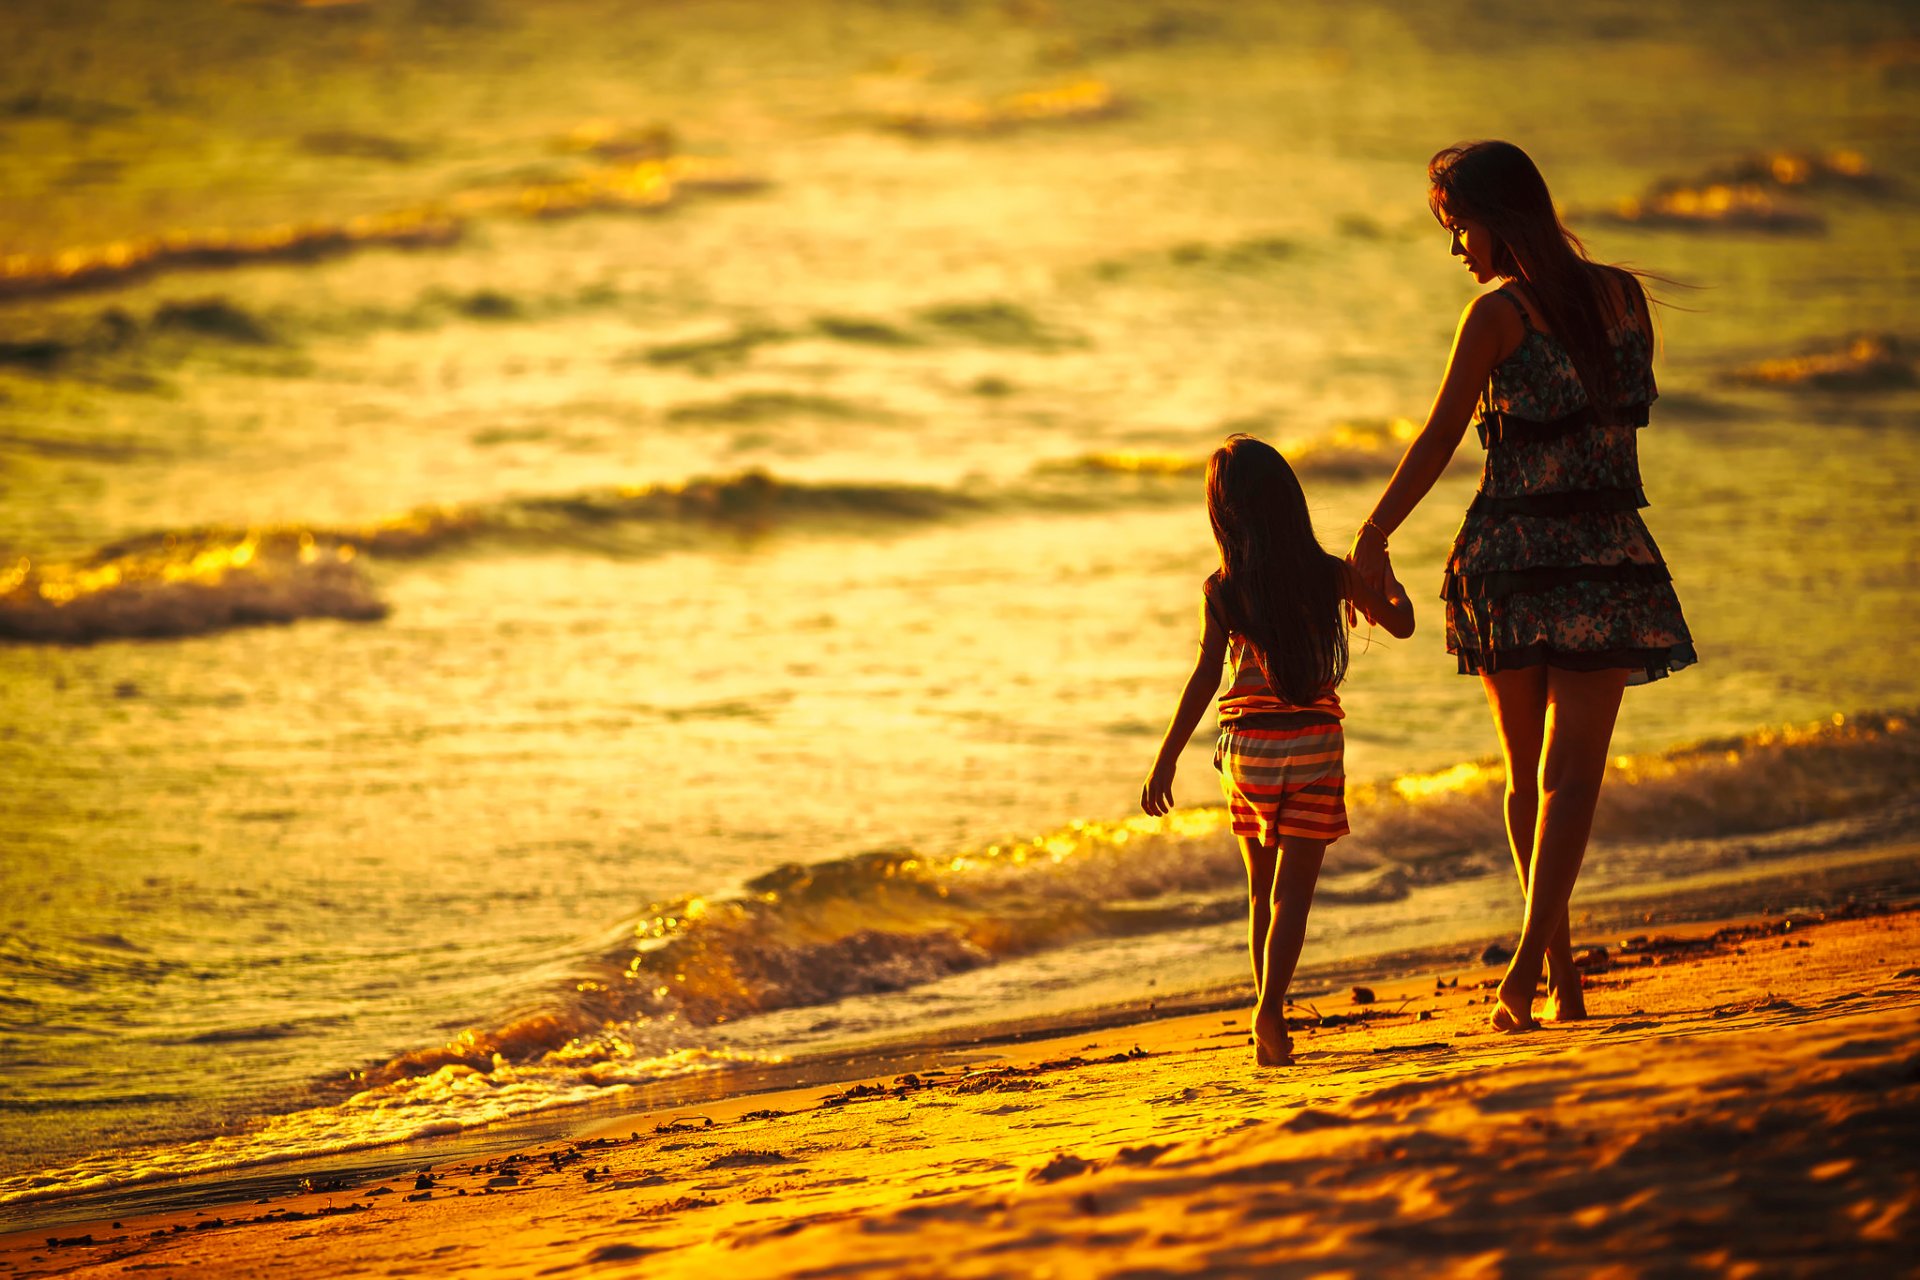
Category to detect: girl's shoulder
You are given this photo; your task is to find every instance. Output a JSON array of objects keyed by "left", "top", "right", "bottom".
[{"left": 1203, "top": 569, "right": 1232, "bottom": 628}]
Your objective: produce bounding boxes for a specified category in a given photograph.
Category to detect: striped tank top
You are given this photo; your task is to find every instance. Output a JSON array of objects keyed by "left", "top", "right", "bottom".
[{"left": 1203, "top": 570, "right": 1344, "bottom": 726}]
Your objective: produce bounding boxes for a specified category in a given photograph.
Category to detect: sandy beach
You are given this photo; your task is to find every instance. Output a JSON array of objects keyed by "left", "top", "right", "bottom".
[{"left": 6, "top": 902, "right": 1915, "bottom": 1278}]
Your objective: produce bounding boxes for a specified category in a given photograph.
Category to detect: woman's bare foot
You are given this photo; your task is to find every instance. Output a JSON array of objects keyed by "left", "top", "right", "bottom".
[
  {"left": 1542, "top": 973, "right": 1587, "bottom": 1022},
  {"left": 1252, "top": 1009, "right": 1293, "bottom": 1066}
]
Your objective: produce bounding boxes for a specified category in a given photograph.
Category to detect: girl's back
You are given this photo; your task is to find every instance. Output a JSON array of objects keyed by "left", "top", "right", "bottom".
[{"left": 1203, "top": 564, "right": 1344, "bottom": 726}]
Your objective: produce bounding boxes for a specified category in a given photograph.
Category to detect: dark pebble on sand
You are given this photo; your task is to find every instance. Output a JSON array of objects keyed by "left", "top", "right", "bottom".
[
  {"left": 1350, "top": 986, "right": 1375, "bottom": 1004},
  {"left": 414, "top": 1174, "right": 435, "bottom": 1190},
  {"left": 586, "top": 1244, "right": 655, "bottom": 1263},
  {"left": 1029, "top": 1152, "right": 1094, "bottom": 1183},
  {"left": 1480, "top": 943, "right": 1513, "bottom": 964}
]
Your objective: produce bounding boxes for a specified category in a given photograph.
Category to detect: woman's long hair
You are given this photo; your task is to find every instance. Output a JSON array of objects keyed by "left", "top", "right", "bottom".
[
  {"left": 1206, "top": 435, "right": 1347, "bottom": 704},
  {"left": 1429, "top": 140, "right": 1643, "bottom": 423}
]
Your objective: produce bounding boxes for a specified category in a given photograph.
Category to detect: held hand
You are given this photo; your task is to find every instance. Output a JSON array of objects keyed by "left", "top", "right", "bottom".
[
  {"left": 1345, "top": 522, "right": 1391, "bottom": 627},
  {"left": 1348, "top": 522, "right": 1390, "bottom": 588},
  {"left": 1140, "top": 761, "right": 1177, "bottom": 817}
]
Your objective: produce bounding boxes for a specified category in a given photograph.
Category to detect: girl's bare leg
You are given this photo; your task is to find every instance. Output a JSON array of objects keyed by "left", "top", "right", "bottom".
[
  {"left": 1481, "top": 668, "right": 1584, "bottom": 1021},
  {"left": 1493, "top": 666, "right": 1630, "bottom": 1030},
  {"left": 1251, "top": 834, "right": 1327, "bottom": 1065},
  {"left": 1238, "top": 835, "right": 1278, "bottom": 998}
]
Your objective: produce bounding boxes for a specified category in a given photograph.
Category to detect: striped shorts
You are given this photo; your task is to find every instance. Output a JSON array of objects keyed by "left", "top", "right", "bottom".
[{"left": 1213, "top": 717, "right": 1349, "bottom": 846}]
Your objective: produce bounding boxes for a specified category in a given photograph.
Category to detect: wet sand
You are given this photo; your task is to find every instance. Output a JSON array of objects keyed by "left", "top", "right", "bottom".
[{"left": 5, "top": 905, "right": 1916, "bottom": 1277}]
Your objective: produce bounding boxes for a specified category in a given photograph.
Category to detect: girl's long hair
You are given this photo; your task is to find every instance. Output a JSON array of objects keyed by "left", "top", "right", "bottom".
[
  {"left": 1206, "top": 435, "right": 1347, "bottom": 704},
  {"left": 1429, "top": 140, "right": 1645, "bottom": 423}
]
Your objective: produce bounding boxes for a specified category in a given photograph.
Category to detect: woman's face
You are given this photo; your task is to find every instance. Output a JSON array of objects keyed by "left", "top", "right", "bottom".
[{"left": 1439, "top": 207, "right": 1502, "bottom": 284}]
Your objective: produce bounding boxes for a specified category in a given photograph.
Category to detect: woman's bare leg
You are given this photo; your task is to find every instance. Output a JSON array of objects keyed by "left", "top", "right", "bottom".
[
  {"left": 1494, "top": 666, "right": 1630, "bottom": 1028},
  {"left": 1251, "top": 834, "right": 1326, "bottom": 1065},
  {"left": 1481, "top": 668, "right": 1584, "bottom": 1021}
]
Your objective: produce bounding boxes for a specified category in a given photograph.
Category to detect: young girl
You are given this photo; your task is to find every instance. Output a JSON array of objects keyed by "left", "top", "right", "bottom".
[{"left": 1142, "top": 434, "right": 1413, "bottom": 1067}]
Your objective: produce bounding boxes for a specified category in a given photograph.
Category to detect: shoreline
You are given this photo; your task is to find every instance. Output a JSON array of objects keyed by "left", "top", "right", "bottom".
[
  {"left": 6, "top": 717, "right": 1914, "bottom": 1217},
  {"left": 6, "top": 871, "right": 1915, "bottom": 1237},
  {"left": 5, "top": 902, "right": 1916, "bottom": 1275}
]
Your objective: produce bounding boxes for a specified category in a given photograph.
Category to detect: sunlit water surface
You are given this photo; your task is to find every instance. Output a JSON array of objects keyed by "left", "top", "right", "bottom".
[{"left": 2, "top": 0, "right": 1917, "bottom": 1216}]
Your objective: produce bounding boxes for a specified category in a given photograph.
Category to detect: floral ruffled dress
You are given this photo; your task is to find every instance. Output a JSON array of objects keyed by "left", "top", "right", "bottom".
[{"left": 1442, "top": 286, "right": 1697, "bottom": 684}]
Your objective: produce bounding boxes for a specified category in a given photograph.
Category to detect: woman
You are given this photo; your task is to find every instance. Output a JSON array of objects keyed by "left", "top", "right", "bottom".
[{"left": 1347, "top": 141, "right": 1696, "bottom": 1032}]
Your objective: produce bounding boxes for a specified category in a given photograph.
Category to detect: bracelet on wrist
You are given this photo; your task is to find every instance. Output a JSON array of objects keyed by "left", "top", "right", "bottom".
[{"left": 1360, "top": 518, "right": 1389, "bottom": 547}]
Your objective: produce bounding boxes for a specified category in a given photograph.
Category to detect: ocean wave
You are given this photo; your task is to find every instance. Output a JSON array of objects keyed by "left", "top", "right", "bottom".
[
  {"left": 0, "top": 535, "right": 386, "bottom": 645},
  {"left": 385, "top": 710, "right": 1920, "bottom": 1062},
  {"left": 0, "top": 1046, "right": 771, "bottom": 1210},
  {"left": 0, "top": 296, "right": 280, "bottom": 380},
  {"left": 1039, "top": 420, "right": 1418, "bottom": 483},
  {"left": 5, "top": 712, "right": 1910, "bottom": 1206},
  {"left": 0, "top": 210, "right": 463, "bottom": 303},
  {"left": 629, "top": 301, "right": 1073, "bottom": 373},
  {"left": 0, "top": 474, "right": 982, "bottom": 644},
  {"left": 1584, "top": 148, "right": 1893, "bottom": 234},
  {"left": 1089, "top": 232, "right": 1296, "bottom": 282},
  {"left": 0, "top": 423, "right": 1419, "bottom": 645},
  {"left": 0, "top": 157, "right": 761, "bottom": 301},
  {"left": 1726, "top": 334, "right": 1915, "bottom": 391},
  {"left": 873, "top": 78, "right": 1123, "bottom": 137}
]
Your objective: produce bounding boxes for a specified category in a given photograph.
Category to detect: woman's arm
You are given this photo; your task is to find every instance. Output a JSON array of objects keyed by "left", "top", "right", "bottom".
[
  {"left": 1341, "top": 558, "right": 1415, "bottom": 639},
  {"left": 1141, "top": 601, "right": 1228, "bottom": 817},
  {"left": 1348, "top": 293, "right": 1517, "bottom": 586}
]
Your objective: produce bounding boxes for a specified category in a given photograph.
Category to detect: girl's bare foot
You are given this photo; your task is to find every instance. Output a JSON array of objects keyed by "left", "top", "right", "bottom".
[{"left": 1252, "top": 1010, "right": 1293, "bottom": 1067}]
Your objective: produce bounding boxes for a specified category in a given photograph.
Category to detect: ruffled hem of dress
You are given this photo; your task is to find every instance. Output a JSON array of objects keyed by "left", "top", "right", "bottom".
[
  {"left": 1466, "top": 486, "right": 1649, "bottom": 519},
  {"left": 1449, "top": 640, "right": 1699, "bottom": 686},
  {"left": 1442, "top": 560, "right": 1672, "bottom": 603},
  {"left": 1474, "top": 400, "right": 1652, "bottom": 449}
]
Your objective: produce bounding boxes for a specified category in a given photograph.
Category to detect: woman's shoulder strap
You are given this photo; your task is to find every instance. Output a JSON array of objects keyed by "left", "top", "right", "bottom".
[{"left": 1489, "top": 285, "right": 1536, "bottom": 330}]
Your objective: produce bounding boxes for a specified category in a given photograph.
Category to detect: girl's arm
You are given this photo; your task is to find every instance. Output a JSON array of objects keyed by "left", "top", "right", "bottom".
[
  {"left": 1341, "top": 558, "right": 1415, "bottom": 639},
  {"left": 1348, "top": 292, "right": 1517, "bottom": 588},
  {"left": 1141, "top": 601, "right": 1228, "bottom": 817}
]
